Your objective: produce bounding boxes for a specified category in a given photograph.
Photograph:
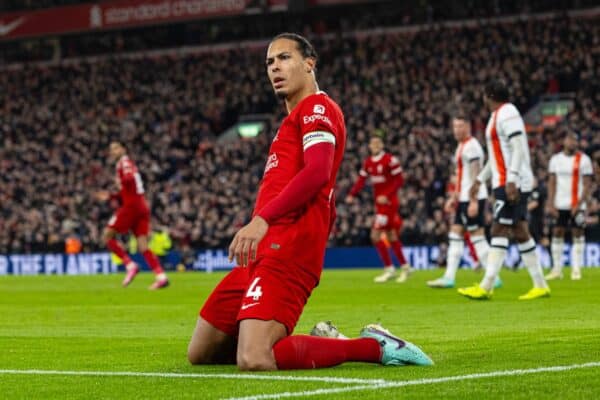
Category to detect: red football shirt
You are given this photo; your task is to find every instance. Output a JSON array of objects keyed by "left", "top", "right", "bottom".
[
  {"left": 115, "top": 155, "right": 147, "bottom": 206},
  {"left": 350, "top": 152, "right": 404, "bottom": 206},
  {"left": 253, "top": 92, "right": 346, "bottom": 277}
]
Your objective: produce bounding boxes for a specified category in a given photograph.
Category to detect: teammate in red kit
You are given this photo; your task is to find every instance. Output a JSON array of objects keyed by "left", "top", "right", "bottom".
[
  {"left": 346, "top": 133, "right": 412, "bottom": 283},
  {"left": 187, "top": 33, "right": 432, "bottom": 370},
  {"left": 97, "top": 141, "right": 169, "bottom": 290}
]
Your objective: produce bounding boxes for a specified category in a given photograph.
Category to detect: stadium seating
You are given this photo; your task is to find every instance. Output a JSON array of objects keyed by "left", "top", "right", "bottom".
[{"left": 0, "top": 15, "right": 598, "bottom": 253}]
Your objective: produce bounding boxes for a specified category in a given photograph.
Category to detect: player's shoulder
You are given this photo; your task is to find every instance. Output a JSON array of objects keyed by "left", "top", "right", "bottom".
[
  {"left": 579, "top": 151, "right": 592, "bottom": 162},
  {"left": 549, "top": 152, "right": 561, "bottom": 162},
  {"left": 498, "top": 103, "right": 521, "bottom": 119},
  {"left": 466, "top": 136, "right": 483, "bottom": 149},
  {"left": 298, "top": 91, "right": 343, "bottom": 117}
]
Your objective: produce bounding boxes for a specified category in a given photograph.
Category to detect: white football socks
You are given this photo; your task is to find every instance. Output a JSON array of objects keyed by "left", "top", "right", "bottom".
[
  {"left": 471, "top": 234, "right": 490, "bottom": 270},
  {"left": 572, "top": 236, "right": 585, "bottom": 275},
  {"left": 519, "top": 238, "right": 548, "bottom": 289},
  {"left": 551, "top": 237, "right": 564, "bottom": 273},
  {"left": 480, "top": 237, "right": 508, "bottom": 291},
  {"left": 444, "top": 232, "right": 463, "bottom": 281}
]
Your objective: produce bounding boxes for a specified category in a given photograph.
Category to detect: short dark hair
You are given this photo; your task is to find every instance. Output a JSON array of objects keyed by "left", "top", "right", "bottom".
[
  {"left": 564, "top": 130, "right": 580, "bottom": 141},
  {"left": 272, "top": 33, "right": 318, "bottom": 62},
  {"left": 452, "top": 109, "right": 470, "bottom": 122},
  {"left": 370, "top": 129, "right": 386, "bottom": 140},
  {"left": 484, "top": 79, "right": 510, "bottom": 103}
]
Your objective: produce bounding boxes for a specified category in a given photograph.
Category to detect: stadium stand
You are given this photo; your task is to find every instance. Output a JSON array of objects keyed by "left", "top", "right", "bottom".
[{"left": 0, "top": 6, "right": 598, "bottom": 254}]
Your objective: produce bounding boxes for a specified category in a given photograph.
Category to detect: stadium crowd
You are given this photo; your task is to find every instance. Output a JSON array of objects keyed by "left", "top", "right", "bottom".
[{"left": 1, "top": 15, "right": 598, "bottom": 255}]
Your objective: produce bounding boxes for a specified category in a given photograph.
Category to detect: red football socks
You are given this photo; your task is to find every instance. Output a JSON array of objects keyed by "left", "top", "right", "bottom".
[
  {"left": 273, "top": 335, "right": 381, "bottom": 369},
  {"left": 106, "top": 239, "right": 132, "bottom": 265},
  {"left": 142, "top": 250, "right": 165, "bottom": 275},
  {"left": 374, "top": 240, "right": 393, "bottom": 266},
  {"left": 390, "top": 240, "right": 408, "bottom": 265}
]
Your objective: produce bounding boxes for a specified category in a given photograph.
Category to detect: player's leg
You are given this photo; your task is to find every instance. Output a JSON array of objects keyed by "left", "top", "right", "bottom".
[
  {"left": 514, "top": 220, "right": 550, "bottom": 300},
  {"left": 386, "top": 216, "right": 412, "bottom": 283},
  {"left": 464, "top": 232, "right": 480, "bottom": 269},
  {"left": 188, "top": 266, "right": 249, "bottom": 365},
  {"left": 104, "top": 210, "right": 138, "bottom": 286},
  {"left": 428, "top": 224, "right": 463, "bottom": 288},
  {"left": 571, "top": 225, "right": 585, "bottom": 280},
  {"left": 187, "top": 318, "right": 237, "bottom": 365},
  {"left": 137, "top": 234, "right": 169, "bottom": 289},
  {"left": 236, "top": 260, "right": 431, "bottom": 370},
  {"left": 133, "top": 210, "right": 169, "bottom": 289},
  {"left": 547, "top": 213, "right": 567, "bottom": 280},
  {"left": 371, "top": 222, "right": 395, "bottom": 282},
  {"left": 469, "top": 200, "right": 490, "bottom": 271}
]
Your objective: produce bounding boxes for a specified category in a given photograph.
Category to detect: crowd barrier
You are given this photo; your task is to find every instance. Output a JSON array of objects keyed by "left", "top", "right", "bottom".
[{"left": 1, "top": 243, "right": 599, "bottom": 275}]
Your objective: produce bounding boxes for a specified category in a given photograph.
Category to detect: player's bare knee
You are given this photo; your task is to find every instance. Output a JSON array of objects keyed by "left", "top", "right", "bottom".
[
  {"left": 102, "top": 230, "right": 113, "bottom": 245},
  {"left": 553, "top": 227, "right": 565, "bottom": 238},
  {"left": 236, "top": 350, "right": 276, "bottom": 371},
  {"left": 370, "top": 230, "right": 380, "bottom": 243}
]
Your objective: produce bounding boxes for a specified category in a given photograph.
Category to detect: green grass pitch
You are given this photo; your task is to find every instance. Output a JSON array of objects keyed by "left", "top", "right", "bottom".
[{"left": 1, "top": 268, "right": 599, "bottom": 399}]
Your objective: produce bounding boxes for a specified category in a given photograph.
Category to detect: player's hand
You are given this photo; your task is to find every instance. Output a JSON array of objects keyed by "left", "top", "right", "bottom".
[
  {"left": 345, "top": 195, "right": 354, "bottom": 204},
  {"left": 506, "top": 182, "right": 519, "bottom": 203},
  {"left": 375, "top": 195, "right": 389, "bottom": 205},
  {"left": 469, "top": 182, "right": 481, "bottom": 201},
  {"left": 443, "top": 198, "right": 456, "bottom": 214},
  {"left": 228, "top": 216, "right": 269, "bottom": 267},
  {"left": 467, "top": 199, "right": 479, "bottom": 218},
  {"left": 571, "top": 206, "right": 581, "bottom": 217},
  {"left": 95, "top": 191, "right": 110, "bottom": 202},
  {"left": 546, "top": 204, "right": 558, "bottom": 218}
]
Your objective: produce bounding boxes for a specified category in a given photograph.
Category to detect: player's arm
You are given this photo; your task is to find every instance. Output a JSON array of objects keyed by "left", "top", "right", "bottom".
[
  {"left": 466, "top": 158, "right": 482, "bottom": 216},
  {"left": 576, "top": 175, "right": 593, "bottom": 215},
  {"left": 546, "top": 157, "right": 558, "bottom": 217},
  {"left": 444, "top": 168, "right": 458, "bottom": 213},
  {"left": 505, "top": 130, "right": 524, "bottom": 201},
  {"left": 229, "top": 140, "right": 336, "bottom": 266},
  {"left": 379, "top": 158, "right": 403, "bottom": 204},
  {"left": 528, "top": 188, "right": 540, "bottom": 211},
  {"left": 258, "top": 142, "right": 334, "bottom": 223},
  {"left": 346, "top": 163, "right": 368, "bottom": 203},
  {"left": 471, "top": 160, "right": 491, "bottom": 201}
]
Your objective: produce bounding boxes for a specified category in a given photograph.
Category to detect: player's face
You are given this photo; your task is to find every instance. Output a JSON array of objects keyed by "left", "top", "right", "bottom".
[
  {"left": 108, "top": 143, "right": 124, "bottom": 162},
  {"left": 563, "top": 134, "right": 578, "bottom": 153},
  {"left": 266, "top": 39, "right": 313, "bottom": 99},
  {"left": 452, "top": 118, "right": 470, "bottom": 141},
  {"left": 368, "top": 137, "right": 384, "bottom": 155},
  {"left": 483, "top": 94, "right": 492, "bottom": 111}
]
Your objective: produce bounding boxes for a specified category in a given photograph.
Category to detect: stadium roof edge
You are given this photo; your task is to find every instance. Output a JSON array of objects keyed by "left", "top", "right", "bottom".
[{"left": 2, "top": 5, "right": 599, "bottom": 72}]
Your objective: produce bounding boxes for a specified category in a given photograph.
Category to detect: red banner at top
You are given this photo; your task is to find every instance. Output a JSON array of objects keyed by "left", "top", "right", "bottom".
[{"left": 0, "top": 0, "right": 286, "bottom": 41}]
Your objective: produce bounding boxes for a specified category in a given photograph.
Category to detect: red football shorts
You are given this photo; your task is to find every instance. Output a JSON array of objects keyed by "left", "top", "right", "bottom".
[
  {"left": 199, "top": 257, "right": 318, "bottom": 337},
  {"left": 107, "top": 204, "right": 150, "bottom": 236},
  {"left": 373, "top": 203, "right": 402, "bottom": 230}
]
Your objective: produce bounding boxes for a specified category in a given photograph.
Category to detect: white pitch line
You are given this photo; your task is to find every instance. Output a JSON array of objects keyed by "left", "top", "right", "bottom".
[
  {"left": 0, "top": 369, "right": 385, "bottom": 385},
  {"left": 225, "top": 361, "right": 600, "bottom": 400}
]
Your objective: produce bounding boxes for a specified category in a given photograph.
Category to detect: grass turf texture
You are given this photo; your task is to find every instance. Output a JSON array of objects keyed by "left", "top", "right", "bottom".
[{"left": 1, "top": 268, "right": 599, "bottom": 399}]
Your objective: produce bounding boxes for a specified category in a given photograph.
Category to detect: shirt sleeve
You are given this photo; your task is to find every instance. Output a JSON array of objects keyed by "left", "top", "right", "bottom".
[
  {"left": 548, "top": 155, "right": 557, "bottom": 174},
  {"left": 464, "top": 140, "right": 483, "bottom": 162},
  {"left": 581, "top": 155, "right": 594, "bottom": 175},
  {"left": 298, "top": 98, "right": 337, "bottom": 152},
  {"left": 499, "top": 105, "right": 526, "bottom": 137},
  {"left": 389, "top": 156, "right": 403, "bottom": 176}
]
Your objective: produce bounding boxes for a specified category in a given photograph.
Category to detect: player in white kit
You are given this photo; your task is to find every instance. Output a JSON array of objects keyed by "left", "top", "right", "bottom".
[
  {"left": 545, "top": 131, "right": 593, "bottom": 280},
  {"left": 428, "top": 113, "right": 495, "bottom": 288},
  {"left": 458, "top": 80, "right": 550, "bottom": 300}
]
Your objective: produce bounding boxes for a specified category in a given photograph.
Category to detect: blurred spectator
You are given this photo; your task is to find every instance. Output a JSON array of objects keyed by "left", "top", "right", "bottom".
[{"left": 0, "top": 15, "right": 598, "bottom": 253}]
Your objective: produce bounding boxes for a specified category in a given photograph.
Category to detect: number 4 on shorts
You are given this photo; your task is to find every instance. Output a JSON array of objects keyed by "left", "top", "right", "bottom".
[{"left": 246, "top": 277, "right": 263, "bottom": 301}]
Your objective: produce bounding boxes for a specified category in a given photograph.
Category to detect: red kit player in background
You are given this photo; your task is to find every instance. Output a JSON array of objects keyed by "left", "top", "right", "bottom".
[
  {"left": 96, "top": 142, "right": 169, "bottom": 290},
  {"left": 186, "top": 33, "right": 432, "bottom": 370},
  {"left": 346, "top": 133, "right": 412, "bottom": 283}
]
